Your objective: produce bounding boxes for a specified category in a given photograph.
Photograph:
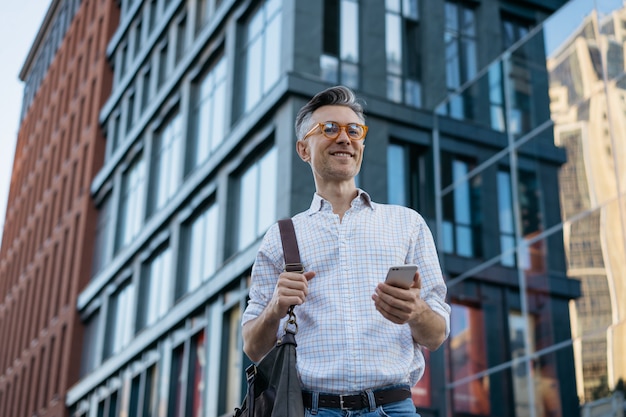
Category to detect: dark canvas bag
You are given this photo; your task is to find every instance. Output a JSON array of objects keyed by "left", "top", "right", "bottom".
[{"left": 234, "top": 219, "right": 304, "bottom": 417}]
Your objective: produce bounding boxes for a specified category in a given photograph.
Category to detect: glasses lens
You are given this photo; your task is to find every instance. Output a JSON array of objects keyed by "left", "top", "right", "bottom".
[
  {"left": 321, "top": 122, "right": 340, "bottom": 138},
  {"left": 346, "top": 123, "right": 363, "bottom": 140}
]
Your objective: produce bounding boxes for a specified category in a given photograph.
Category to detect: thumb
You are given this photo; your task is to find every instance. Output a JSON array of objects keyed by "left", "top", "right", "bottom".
[
  {"left": 304, "top": 271, "right": 316, "bottom": 281},
  {"left": 411, "top": 272, "right": 421, "bottom": 289}
]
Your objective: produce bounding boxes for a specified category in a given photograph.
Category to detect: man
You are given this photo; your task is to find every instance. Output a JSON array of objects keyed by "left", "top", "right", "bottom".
[{"left": 242, "top": 85, "right": 450, "bottom": 415}]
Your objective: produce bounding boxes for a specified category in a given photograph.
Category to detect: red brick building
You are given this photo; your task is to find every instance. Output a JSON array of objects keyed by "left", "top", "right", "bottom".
[{"left": 0, "top": 1, "right": 118, "bottom": 416}]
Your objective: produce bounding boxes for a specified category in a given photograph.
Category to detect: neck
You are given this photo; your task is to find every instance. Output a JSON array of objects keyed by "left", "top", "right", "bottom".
[{"left": 316, "top": 183, "right": 358, "bottom": 220}]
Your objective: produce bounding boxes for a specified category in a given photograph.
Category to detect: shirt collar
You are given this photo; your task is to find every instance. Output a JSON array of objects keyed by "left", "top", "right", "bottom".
[{"left": 307, "top": 188, "right": 374, "bottom": 215}]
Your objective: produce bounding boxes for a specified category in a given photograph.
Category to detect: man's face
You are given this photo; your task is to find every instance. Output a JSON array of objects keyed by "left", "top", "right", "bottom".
[{"left": 296, "top": 105, "right": 365, "bottom": 187}]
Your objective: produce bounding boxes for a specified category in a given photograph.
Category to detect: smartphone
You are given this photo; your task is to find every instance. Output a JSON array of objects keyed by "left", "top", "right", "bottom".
[{"left": 385, "top": 264, "right": 418, "bottom": 289}]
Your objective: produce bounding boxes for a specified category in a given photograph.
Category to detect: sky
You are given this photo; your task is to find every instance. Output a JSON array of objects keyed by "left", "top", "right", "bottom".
[
  {"left": 0, "top": 0, "right": 624, "bottom": 245},
  {"left": 544, "top": 0, "right": 625, "bottom": 56},
  {"left": 0, "top": 0, "right": 51, "bottom": 243}
]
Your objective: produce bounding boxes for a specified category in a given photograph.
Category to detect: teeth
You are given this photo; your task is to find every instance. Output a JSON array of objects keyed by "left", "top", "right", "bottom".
[{"left": 333, "top": 153, "right": 351, "bottom": 157}]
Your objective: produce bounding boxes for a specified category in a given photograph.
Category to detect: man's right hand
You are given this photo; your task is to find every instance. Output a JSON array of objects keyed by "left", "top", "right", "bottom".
[
  {"left": 242, "top": 270, "right": 315, "bottom": 362},
  {"left": 267, "top": 270, "right": 316, "bottom": 320}
]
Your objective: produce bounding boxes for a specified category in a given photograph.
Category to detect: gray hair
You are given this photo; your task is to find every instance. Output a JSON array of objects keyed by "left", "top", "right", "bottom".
[{"left": 295, "top": 85, "right": 366, "bottom": 140}]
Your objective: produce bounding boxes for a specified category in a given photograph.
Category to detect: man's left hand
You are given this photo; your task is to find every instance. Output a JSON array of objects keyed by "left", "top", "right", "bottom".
[
  {"left": 372, "top": 272, "right": 446, "bottom": 350},
  {"left": 372, "top": 272, "right": 427, "bottom": 325}
]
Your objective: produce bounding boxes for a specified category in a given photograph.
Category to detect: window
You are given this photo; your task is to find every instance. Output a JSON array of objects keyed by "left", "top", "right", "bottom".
[
  {"left": 497, "top": 171, "right": 515, "bottom": 266},
  {"left": 125, "top": 91, "right": 135, "bottom": 134},
  {"left": 118, "top": 42, "right": 129, "bottom": 82},
  {"left": 444, "top": 1, "right": 477, "bottom": 119},
  {"left": 501, "top": 15, "right": 530, "bottom": 50},
  {"left": 388, "top": 143, "right": 409, "bottom": 206},
  {"left": 96, "top": 390, "right": 119, "bottom": 417},
  {"left": 107, "top": 112, "right": 122, "bottom": 156},
  {"left": 117, "top": 156, "right": 146, "bottom": 251},
  {"left": 137, "top": 247, "right": 172, "bottom": 331},
  {"left": 141, "top": 67, "right": 152, "bottom": 111},
  {"left": 169, "top": 344, "right": 185, "bottom": 417},
  {"left": 143, "top": 364, "right": 159, "bottom": 417},
  {"left": 149, "top": 113, "right": 183, "bottom": 213},
  {"left": 387, "top": 142, "right": 427, "bottom": 211},
  {"left": 168, "top": 331, "right": 206, "bottom": 417},
  {"left": 196, "top": 0, "right": 210, "bottom": 32},
  {"left": 130, "top": 374, "right": 141, "bottom": 415},
  {"left": 180, "top": 202, "right": 219, "bottom": 298},
  {"left": 104, "top": 282, "right": 135, "bottom": 359},
  {"left": 157, "top": 40, "right": 169, "bottom": 88},
  {"left": 449, "top": 303, "right": 490, "bottom": 415},
  {"left": 147, "top": 0, "right": 158, "bottom": 34},
  {"left": 188, "top": 331, "right": 207, "bottom": 417},
  {"left": 568, "top": 214, "right": 605, "bottom": 270},
  {"left": 321, "top": 0, "right": 359, "bottom": 88},
  {"left": 80, "top": 311, "right": 101, "bottom": 376},
  {"left": 441, "top": 154, "right": 481, "bottom": 258},
  {"left": 497, "top": 169, "right": 543, "bottom": 268},
  {"left": 218, "top": 303, "right": 244, "bottom": 414},
  {"left": 133, "top": 18, "right": 143, "bottom": 58},
  {"left": 175, "top": 14, "right": 187, "bottom": 63},
  {"left": 236, "top": 147, "right": 277, "bottom": 251},
  {"left": 113, "top": 362, "right": 160, "bottom": 417},
  {"left": 191, "top": 56, "right": 227, "bottom": 168},
  {"left": 501, "top": 16, "right": 535, "bottom": 136},
  {"left": 385, "top": 0, "right": 421, "bottom": 107},
  {"left": 517, "top": 170, "right": 543, "bottom": 272},
  {"left": 507, "top": 62, "right": 533, "bottom": 137},
  {"left": 92, "top": 194, "right": 112, "bottom": 275},
  {"left": 488, "top": 61, "right": 506, "bottom": 132},
  {"left": 509, "top": 311, "right": 563, "bottom": 417},
  {"left": 240, "top": 0, "right": 282, "bottom": 114}
]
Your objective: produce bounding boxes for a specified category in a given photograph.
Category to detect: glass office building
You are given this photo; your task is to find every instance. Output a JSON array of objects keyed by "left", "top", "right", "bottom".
[{"left": 65, "top": 0, "right": 582, "bottom": 415}]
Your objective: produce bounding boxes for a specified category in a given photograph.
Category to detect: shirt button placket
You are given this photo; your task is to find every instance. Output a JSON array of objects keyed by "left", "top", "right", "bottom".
[{"left": 340, "top": 212, "right": 358, "bottom": 388}]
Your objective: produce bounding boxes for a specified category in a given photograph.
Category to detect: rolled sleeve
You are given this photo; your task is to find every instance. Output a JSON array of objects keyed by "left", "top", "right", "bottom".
[
  {"left": 241, "top": 224, "right": 283, "bottom": 327},
  {"left": 412, "top": 216, "right": 451, "bottom": 339}
]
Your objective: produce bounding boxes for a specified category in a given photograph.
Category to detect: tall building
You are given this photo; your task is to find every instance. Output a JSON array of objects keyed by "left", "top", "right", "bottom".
[
  {"left": 0, "top": 1, "right": 119, "bottom": 417},
  {"left": 548, "top": 5, "right": 626, "bottom": 403},
  {"left": 1, "top": 1, "right": 584, "bottom": 416}
]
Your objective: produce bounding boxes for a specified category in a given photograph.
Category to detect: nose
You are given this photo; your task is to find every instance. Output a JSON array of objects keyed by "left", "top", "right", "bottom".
[{"left": 334, "top": 127, "right": 351, "bottom": 144}]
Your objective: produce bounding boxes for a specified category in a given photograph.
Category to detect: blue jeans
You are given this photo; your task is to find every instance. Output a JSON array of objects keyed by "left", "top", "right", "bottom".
[{"left": 305, "top": 398, "right": 420, "bottom": 417}]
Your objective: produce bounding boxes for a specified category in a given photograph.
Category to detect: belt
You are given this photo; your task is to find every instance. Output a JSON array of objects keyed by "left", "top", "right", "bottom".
[{"left": 302, "top": 386, "right": 411, "bottom": 410}]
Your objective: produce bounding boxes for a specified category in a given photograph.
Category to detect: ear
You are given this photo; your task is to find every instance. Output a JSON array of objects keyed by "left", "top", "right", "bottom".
[{"left": 296, "top": 140, "right": 310, "bottom": 162}]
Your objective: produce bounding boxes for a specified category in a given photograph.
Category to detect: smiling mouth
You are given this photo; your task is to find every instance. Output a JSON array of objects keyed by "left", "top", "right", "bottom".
[{"left": 331, "top": 152, "right": 353, "bottom": 158}]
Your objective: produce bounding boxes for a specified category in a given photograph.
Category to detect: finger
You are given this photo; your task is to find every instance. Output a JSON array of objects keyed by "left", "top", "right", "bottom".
[
  {"left": 378, "top": 283, "right": 414, "bottom": 302},
  {"left": 411, "top": 271, "right": 421, "bottom": 289},
  {"left": 279, "top": 272, "right": 308, "bottom": 288},
  {"left": 373, "top": 296, "right": 407, "bottom": 324},
  {"left": 276, "top": 271, "right": 315, "bottom": 305},
  {"left": 374, "top": 287, "right": 413, "bottom": 313}
]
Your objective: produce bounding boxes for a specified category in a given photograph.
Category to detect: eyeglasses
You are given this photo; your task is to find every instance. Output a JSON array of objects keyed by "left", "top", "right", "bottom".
[{"left": 302, "top": 121, "right": 368, "bottom": 141}]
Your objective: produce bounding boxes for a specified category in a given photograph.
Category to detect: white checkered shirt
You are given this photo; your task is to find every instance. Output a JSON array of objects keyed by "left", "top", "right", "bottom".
[{"left": 242, "top": 189, "right": 451, "bottom": 393}]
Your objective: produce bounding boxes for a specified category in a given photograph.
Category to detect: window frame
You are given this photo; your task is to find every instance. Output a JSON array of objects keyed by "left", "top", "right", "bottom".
[
  {"left": 441, "top": 152, "right": 482, "bottom": 258},
  {"left": 385, "top": 0, "right": 422, "bottom": 107},
  {"left": 321, "top": 0, "right": 360, "bottom": 88}
]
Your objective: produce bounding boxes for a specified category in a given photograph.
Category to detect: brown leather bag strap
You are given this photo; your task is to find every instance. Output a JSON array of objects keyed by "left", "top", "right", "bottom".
[
  {"left": 277, "top": 219, "right": 303, "bottom": 273},
  {"left": 277, "top": 218, "right": 303, "bottom": 333}
]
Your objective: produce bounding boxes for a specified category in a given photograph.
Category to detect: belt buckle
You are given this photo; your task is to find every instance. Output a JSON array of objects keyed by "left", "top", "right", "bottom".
[{"left": 339, "top": 394, "right": 349, "bottom": 410}]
